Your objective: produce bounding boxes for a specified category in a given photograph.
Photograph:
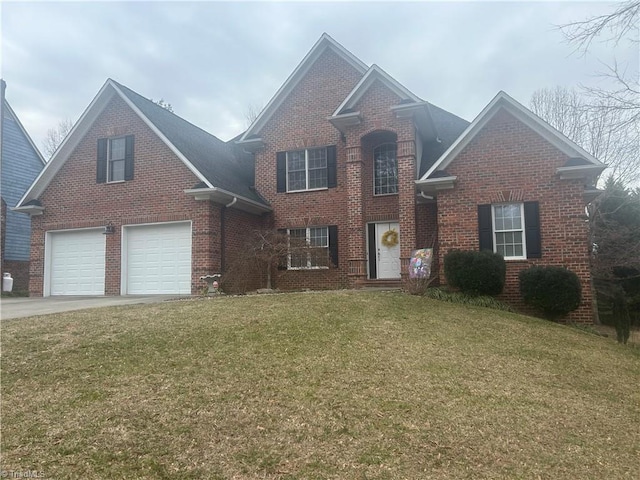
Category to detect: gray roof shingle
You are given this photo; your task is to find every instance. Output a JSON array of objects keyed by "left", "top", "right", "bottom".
[{"left": 112, "top": 80, "right": 268, "bottom": 206}]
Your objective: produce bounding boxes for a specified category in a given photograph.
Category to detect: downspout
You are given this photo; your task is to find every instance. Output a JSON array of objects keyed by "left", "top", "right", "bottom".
[{"left": 220, "top": 196, "right": 237, "bottom": 273}]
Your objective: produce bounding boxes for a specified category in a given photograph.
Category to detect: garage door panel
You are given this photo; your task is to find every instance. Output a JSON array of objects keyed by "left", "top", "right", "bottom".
[
  {"left": 125, "top": 222, "right": 192, "bottom": 295},
  {"left": 49, "top": 229, "right": 105, "bottom": 296}
]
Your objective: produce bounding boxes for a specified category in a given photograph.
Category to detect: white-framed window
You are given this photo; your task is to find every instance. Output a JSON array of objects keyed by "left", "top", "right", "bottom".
[
  {"left": 287, "top": 147, "right": 327, "bottom": 192},
  {"left": 288, "top": 226, "right": 329, "bottom": 269},
  {"left": 492, "top": 203, "right": 526, "bottom": 259},
  {"left": 108, "top": 137, "right": 126, "bottom": 182},
  {"left": 374, "top": 143, "right": 398, "bottom": 195}
]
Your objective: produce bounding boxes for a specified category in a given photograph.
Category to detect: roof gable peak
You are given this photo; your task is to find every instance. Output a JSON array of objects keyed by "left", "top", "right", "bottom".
[
  {"left": 332, "top": 64, "right": 422, "bottom": 117},
  {"left": 419, "top": 90, "right": 606, "bottom": 181},
  {"left": 239, "top": 34, "right": 368, "bottom": 143}
]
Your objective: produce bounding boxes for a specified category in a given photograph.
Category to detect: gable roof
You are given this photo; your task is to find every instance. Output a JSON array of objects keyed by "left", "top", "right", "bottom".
[
  {"left": 332, "top": 64, "right": 422, "bottom": 116},
  {"left": 238, "top": 33, "right": 368, "bottom": 143},
  {"left": 16, "top": 79, "right": 270, "bottom": 213},
  {"left": 419, "top": 91, "right": 606, "bottom": 181}
]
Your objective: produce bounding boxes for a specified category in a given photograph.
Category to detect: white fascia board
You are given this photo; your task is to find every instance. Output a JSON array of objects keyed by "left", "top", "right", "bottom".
[
  {"left": 110, "top": 82, "right": 213, "bottom": 189},
  {"left": 184, "top": 187, "right": 272, "bottom": 213},
  {"left": 16, "top": 81, "right": 117, "bottom": 208},
  {"left": 557, "top": 164, "right": 606, "bottom": 179},
  {"left": 420, "top": 91, "right": 606, "bottom": 181},
  {"left": 415, "top": 176, "right": 457, "bottom": 192},
  {"left": 240, "top": 34, "right": 368, "bottom": 142},
  {"left": 11, "top": 205, "right": 44, "bottom": 216},
  {"left": 333, "top": 65, "right": 422, "bottom": 117}
]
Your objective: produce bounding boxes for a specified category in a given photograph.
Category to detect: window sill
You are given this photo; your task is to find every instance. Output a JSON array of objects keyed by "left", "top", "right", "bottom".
[
  {"left": 106, "top": 180, "right": 126, "bottom": 184},
  {"left": 286, "top": 188, "right": 329, "bottom": 194},
  {"left": 287, "top": 266, "right": 330, "bottom": 271},
  {"left": 373, "top": 192, "right": 399, "bottom": 197}
]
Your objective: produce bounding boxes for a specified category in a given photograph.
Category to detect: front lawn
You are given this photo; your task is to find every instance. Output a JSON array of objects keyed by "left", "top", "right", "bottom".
[{"left": 2, "top": 291, "right": 638, "bottom": 479}]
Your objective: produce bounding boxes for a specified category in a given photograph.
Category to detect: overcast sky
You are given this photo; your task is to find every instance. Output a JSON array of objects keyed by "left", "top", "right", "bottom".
[{"left": 1, "top": 1, "right": 637, "bottom": 156}]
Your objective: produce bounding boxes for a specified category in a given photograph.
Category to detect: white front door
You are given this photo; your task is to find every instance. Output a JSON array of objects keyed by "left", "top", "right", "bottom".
[{"left": 375, "top": 222, "right": 401, "bottom": 279}]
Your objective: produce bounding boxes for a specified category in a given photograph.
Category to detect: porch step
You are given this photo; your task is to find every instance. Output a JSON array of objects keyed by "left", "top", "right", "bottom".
[{"left": 355, "top": 279, "right": 402, "bottom": 290}]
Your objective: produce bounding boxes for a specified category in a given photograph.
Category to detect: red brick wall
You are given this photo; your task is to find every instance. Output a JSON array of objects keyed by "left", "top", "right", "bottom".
[
  {"left": 436, "top": 109, "right": 594, "bottom": 323},
  {"left": 254, "top": 47, "right": 363, "bottom": 289},
  {"left": 29, "top": 94, "right": 257, "bottom": 296}
]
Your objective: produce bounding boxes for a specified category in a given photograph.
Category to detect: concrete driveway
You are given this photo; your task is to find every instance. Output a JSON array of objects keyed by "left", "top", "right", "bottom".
[{"left": 1, "top": 295, "right": 180, "bottom": 320}]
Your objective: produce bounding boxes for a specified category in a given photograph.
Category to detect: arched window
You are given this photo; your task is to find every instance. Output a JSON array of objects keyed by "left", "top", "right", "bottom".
[{"left": 373, "top": 143, "right": 398, "bottom": 195}]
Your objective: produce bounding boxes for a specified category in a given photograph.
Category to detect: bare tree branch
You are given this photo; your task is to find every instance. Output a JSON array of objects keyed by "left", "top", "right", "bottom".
[
  {"left": 41, "top": 118, "right": 73, "bottom": 160},
  {"left": 558, "top": 1, "right": 640, "bottom": 54}
]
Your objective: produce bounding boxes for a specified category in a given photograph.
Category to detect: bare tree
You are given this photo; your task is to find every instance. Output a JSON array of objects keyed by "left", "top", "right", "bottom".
[
  {"left": 222, "top": 228, "right": 331, "bottom": 292},
  {"left": 530, "top": 86, "right": 639, "bottom": 185},
  {"left": 244, "top": 103, "right": 263, "bottom": 129},
  {"left": 41, "top": 118, "right": 73, "bottom": 159},
  {"left": 557, "top": 2, "right": 639, "bottom": 135}
]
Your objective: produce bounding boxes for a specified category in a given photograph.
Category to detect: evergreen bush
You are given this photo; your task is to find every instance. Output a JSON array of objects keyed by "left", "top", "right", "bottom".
[
  {"left": 444, "top": 250, "right": 506, "bottom": 296},
  {"left": 519, "top": 266, "right": 581, "bottom": 320}
]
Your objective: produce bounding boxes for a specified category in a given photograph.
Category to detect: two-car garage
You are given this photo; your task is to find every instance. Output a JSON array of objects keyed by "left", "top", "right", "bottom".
[{"left": 45, "top": 222, "right": 192, "bottom": 296}]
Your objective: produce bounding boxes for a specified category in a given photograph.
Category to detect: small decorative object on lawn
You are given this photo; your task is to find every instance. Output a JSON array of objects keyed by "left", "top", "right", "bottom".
[
  {"left": 200, "top": 274, "right": 222, "bottom": 295},
  {"left": 381, "top": 229, "right": 399, "bottom": 247}
]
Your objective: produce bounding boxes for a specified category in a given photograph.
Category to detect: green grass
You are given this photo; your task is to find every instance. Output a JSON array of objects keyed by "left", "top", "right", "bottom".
[{"left": 2, "top": 291, "right": 639, "bottom": 479}]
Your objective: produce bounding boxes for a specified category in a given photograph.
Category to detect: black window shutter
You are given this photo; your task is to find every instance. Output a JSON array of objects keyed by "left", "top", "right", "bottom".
[
  {"left": 277, "top": 228, "right": 288, "bottom": 269},
  {"left": 97, "top": 138, "right": 108, "bottom": 184},
  {"left": 276, "top": 152, "right": 286, "bottom": 193},
  {"left": 368, "top": 223, "right": 377, "bottom": 279},
  {"left": 328, "top": 225, "right": 338, "bottom": 267},
  {"left": 478, "top": 204, "right": 493, "bottom": 251},
  {"left": 124, "top": 135, "right": 135, "bottom": 181},
  {"left": 524, "top": 201, "right": 542, "bottom": 258},
  {"left": 327, "top": 145, "right": 337, "bottom": 188}
]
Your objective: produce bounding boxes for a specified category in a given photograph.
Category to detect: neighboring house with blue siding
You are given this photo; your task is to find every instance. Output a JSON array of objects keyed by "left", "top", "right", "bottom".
[{"left": 1, "top": 80, "right": 46, "bottom": 291}]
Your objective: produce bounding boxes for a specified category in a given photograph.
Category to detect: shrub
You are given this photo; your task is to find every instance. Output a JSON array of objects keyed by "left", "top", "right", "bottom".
[
  {"left": 444, "top": 250, "right": 506, "bottom": 296},
  {"left": 519, "top": 266, "right": 581, "bottom": 320}
]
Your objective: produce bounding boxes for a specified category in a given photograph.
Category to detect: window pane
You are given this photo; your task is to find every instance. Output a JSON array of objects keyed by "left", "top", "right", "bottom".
[
  {"left": 110, "top": 138, "right": 125, "bottom": 160},
  {"left": 374, "top": 143, "right": 398, "bottom": 195},
  {"left": 309, "top": 227, "right": 328, "bottom": 247},
  {"left": 109, "top": 159, "right": 125, "bottom": 182},
  {"left": 287, "top": 151, "right": 305, "bottom": 171},
  {"left": 289, "top": 229, "right": 307, "bottom": 268},
  {"left": 307, "top": 148, "right": 327, "bottom": 169},
  {"left": 288, "top": 171, "right": 306, "bottom": 191},
  {"left": 308, "top": 168, "right": 327, "bottom": 189},
  {"left": 514, "top": 245, "right": 523, "bottom": 257}
]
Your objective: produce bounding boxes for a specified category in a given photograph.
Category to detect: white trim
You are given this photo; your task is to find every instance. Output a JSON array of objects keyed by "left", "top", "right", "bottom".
[
  {"left": 183, "top": 186, "right": 272, "bottom": 213},
  {"left": 240, "top": 34, "right": 368, "bottom": 142},
  {"left": 16, "top": 79, "right": 215, "bottom": 209},
  {"left": 44, "top": 227, "right": 106, "bottom": 297},
  {"left": 373, "top": 142, "right": 399, "bottom": 196},
  {"left": 332, "top": 65, "right": 422, "bottom": 117},
  {"left": 109, "top": 81, "right": 213, "bottom": 188},
  {"left": 285, "top": 146, "right": 329, "bottom": 192},
  {"left": 287, "top": 226, "right": 330, "bottom": 270},
  {"left": 16, "top": 82, "right": 117, "bottom": 208},
  {"left": 492, "top": 203, "right": 526, "bottom": 260},
  {"left": 420, "top": 91, "right": 606, "bottom": 181},
  {"left": 120, "top": 220, "right": 192, "bottom": 295}
]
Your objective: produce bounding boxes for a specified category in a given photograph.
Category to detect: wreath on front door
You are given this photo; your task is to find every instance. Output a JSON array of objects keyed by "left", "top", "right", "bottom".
[{"left": 381, "top": 229, "right": 399, "bottom": 248}]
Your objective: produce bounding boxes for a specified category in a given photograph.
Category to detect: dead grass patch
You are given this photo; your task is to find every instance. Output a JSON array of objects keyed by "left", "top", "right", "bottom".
[{"left": 2, "top": 291, "right": 639, "bottom": 479}]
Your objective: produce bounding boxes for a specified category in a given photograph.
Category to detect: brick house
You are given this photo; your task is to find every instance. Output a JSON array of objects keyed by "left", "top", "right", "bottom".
[
  {"left": 1, "top": 80, "right": 46, "bottom": 291},
  {"left": 16, "top": 34, "right": 604, "bottom": 322}
]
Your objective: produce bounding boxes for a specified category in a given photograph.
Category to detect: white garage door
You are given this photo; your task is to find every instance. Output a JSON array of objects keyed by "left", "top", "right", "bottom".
[
  {"left": 49, "top": 229, "right": 106, "bottom": 296},
  {"left": 124, "top": 222, "right": 192, "bottom": 295}
]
